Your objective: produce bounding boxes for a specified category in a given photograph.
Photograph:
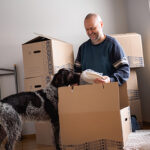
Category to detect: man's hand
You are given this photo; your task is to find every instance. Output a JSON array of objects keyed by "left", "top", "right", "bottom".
[{"left": 94, "top": 76, "right": 110, "bottom": 84}]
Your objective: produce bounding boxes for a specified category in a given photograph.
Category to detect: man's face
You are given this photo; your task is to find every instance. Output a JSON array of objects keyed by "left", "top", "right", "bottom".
[{"left": 84, "top": 16, "right": 103, "bottom": 44}]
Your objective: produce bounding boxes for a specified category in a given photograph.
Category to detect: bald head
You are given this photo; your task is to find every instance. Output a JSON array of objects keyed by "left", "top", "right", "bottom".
[
  {"left": 84, "top": 13, "right": 105, "bottom": 45},
  {"left": 84, "top": 13, "right": 102, "bottom": 23}
]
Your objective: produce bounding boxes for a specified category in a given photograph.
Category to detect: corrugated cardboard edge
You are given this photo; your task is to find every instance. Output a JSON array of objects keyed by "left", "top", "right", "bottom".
[
  {"left": 32, "top": 33, "right": 72, "bottom": 44},
  {"left": 111, "top": 32, "right": 141, "bottom": 37},
  {"left": 22, "top": 33, "right": 72, "bottom": 46}
]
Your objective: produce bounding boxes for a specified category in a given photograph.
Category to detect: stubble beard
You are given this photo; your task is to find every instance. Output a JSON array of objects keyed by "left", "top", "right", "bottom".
[{"left": 90, "top": 33, "right": 101, "bottom": 45}]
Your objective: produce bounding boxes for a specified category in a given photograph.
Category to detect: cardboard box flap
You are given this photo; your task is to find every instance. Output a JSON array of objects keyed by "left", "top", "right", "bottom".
[
  {"left": 112, "top": 33, "right": 140, "bottom": 38},
  {"left": 119, "top": 83, "right": 129, "bottom": 109},
  {"left": 23, "top": 33, "right": 72, "bottom": 45},
  {"left": 34, "top": 33, "right": 66, "bottom": 41},
  {"left": 23, "top": 33, "right": 71, "bottom": 45},
  {"left": 120, "top": 107, "right": 131, "bottom": 145},
  {"left": 58, "top": 82, "right": 120, "bottom": 114},
  {"left": 23, "top": 36, "right": 49, "bottom": 44}
]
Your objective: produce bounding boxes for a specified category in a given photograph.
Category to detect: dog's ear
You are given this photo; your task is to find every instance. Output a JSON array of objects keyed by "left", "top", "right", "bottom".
[
  {"left": 74, "top": 73, "right": 80, "bottom": 85},
  {"left": 51, "top": 68, "right": 80, "bottom": 87},
  {"left": 67, "top": 72, "right": 80, "bottom": 85},
  {"left": 51, "top": 68, "right": 69, "bottom": 87},
  {"left": 51, "top": 73, "right": 62, "bottom": 88},
  {"left": 67, "top": 71, "right": 74, "bottom": 82}
]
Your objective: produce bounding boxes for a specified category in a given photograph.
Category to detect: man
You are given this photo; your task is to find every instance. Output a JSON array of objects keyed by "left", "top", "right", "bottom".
[{"left": 74, "top": 13, "right": 130, "bottom": 85}]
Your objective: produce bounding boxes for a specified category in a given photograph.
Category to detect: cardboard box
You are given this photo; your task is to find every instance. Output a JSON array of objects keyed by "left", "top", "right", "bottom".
[
  {"left": 127, "top": 70, "right": 140, "bottom": 100},
  {"left": 24, "top": 75, "right": 51, "bottom": 91},
  {"left": 24, "top": 76, "right": 54, "bottom": 145},
  {"left": 126, "top": 70, "right": 143, "bottom": 124},
  {"left": 129, "top": 100, "right": 143, "bottom": 123},
  {"left": 22, "top": 34, "right": 74, "bottom": 78},
  {"left": 35, "top": 121, "right": 54, "bottom": 145},
  {"left": 58, "top": 83, "right": 131, "bottom": 149},
  {"left": 111, "top": 33, "right": 144, "bottom": 68}
]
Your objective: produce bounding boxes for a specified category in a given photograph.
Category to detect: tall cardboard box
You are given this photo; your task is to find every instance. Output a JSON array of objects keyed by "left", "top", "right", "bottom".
[
  {"left": 23, "top": 77, "right": 54, "bottom": 146},
  {"left": 58, "top": 83, "right": 131, "bottom": 150},
  {"left": 127, "top": 70, "right": 140, "bottom": 100},
  {"left": 111, "top": 33, "right": 144, "bottom": 68},
  {"left": 127, "top": 70, "right": 143, "bottom": 124},
  {"left": 24, "top": 75, "right": 54, "bottom": 145},
  {"left": 129, "top": 100, "right": 143, "bottom": 124},
  {"left": 22, "top": 35, "right": 74, "bottom": 78},
  {"left": 22, "top": 35, "right": 74, "bottom": 145}
]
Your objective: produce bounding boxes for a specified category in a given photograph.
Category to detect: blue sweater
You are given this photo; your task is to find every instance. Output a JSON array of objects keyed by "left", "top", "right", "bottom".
[{"left": 74, "top": 35, "right": 130, "bottom": 85}]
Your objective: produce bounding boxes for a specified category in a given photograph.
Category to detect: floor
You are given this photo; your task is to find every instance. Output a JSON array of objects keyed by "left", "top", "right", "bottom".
[
  {"left": 1, "top": 122, "right": 150, "bottom": 150},
  {"left": 0, "top": 135, "right": 55, "bottom": 150}
]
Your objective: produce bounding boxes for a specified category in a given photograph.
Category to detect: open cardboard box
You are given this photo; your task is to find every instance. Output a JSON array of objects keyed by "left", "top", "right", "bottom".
[
  {"left": 22, "top": 34, "right": 74, "bottom": 78},
  {"left": 58, "top": 82, "right": 131, "bottom": 149}
]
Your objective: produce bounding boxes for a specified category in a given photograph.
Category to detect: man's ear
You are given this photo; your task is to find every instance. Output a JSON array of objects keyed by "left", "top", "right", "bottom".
[{"left": 100, "top": 21, "right": 103, "bottom": 28}]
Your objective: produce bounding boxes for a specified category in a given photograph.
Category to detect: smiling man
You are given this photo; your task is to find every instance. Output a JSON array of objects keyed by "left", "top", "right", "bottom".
[{"left": 74, "top": 13, "right": 130, "bottom": 85}]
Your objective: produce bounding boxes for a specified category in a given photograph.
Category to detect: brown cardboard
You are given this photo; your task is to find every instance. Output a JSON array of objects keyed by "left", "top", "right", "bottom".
[
  {"left": 35, "top": 121, "right": 54, "bottom": 145},
  {"left": 24, "top": 76, "right": 54, "bottom": 145},
  {"left": 111, "top": 33, "right": 144, "bottom": 68},
  {"left": 126, "top": 70, "right": 143, "bottom": 124},
  {"left": 24, "top": 75, "right": 51, "bottom": 91},
  {"left": 58, "top": 83, "right": 131, "bottom": 149},
  {"left": 129, "top": 100, "right": 143, "bottom": 123},
  {"left": 22, "top": 35, "right": 74, "bottom": 78},
  {"left": 127, "top": 70, "right": 140, "bottom": 100}
]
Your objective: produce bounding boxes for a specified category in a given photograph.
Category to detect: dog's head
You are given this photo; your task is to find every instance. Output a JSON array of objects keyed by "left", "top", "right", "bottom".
[{"left": 51, "top": 68, "right": 80, "bottom": 88}]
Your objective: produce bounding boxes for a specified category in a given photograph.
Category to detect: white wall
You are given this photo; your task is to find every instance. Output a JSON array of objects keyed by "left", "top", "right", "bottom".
[
  {"left": 125, "top": 0, "right": 150, "bottom": 122},
  {"left": 0, "top": 0, "right": 128, "bottom": 134}
]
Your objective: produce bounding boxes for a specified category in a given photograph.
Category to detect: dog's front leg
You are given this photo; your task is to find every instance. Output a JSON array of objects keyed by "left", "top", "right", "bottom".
[{"left": 52, "top": 121, "right": 61, "bottom": 150}]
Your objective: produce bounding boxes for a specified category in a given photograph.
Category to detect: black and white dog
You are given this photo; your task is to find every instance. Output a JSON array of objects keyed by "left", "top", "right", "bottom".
[{"left": 0, "top": 68, "right": 80, "bottom": 150}]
